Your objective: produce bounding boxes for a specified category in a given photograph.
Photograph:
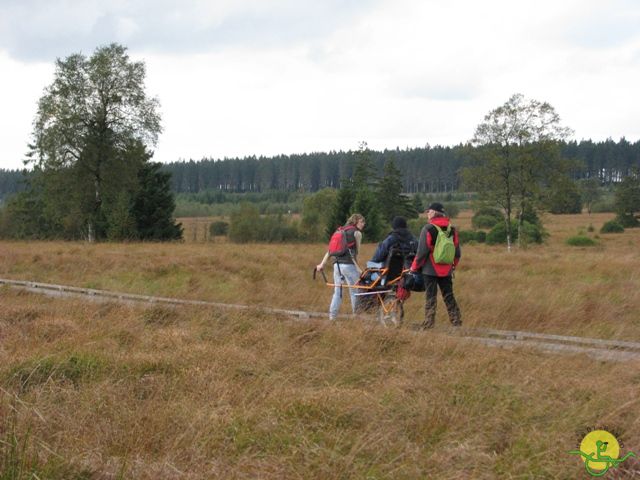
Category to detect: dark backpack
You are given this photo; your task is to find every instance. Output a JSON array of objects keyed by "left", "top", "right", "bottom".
[{"left": 328, "top": 225, "right": 357, "bottom": 257}]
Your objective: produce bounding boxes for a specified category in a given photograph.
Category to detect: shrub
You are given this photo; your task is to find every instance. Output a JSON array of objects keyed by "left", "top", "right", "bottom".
[
  {"left": 209, "top": 221, "right": 229, "bottom": 236},
  {"left": 229, "top": 204, "right": 301, "bottom": 243},
  {"left": 565, "top": 235, "right": 598, "bottom": 247},
  {"left": 472, "top": 207, "right": 503, "bottom": 229},
  {"left": 600, "top": 220, "right": 624, "bottom": 233},
  {"left": 459, "top": 230, "right": 486, "bottom": 244},
  {"left": 473, "top": 214, "right": 500, "bottom": 230},
  {"left": 486, "top": 220, "right": 545, "bottom": 245},
  {"left": 615, "top": 213, "right": 639, "bottom": 228}
]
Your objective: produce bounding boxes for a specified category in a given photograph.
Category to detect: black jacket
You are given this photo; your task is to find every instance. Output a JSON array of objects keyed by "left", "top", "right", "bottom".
[{"left": 371, "top": 228, "right": 417, "bottom": 263}]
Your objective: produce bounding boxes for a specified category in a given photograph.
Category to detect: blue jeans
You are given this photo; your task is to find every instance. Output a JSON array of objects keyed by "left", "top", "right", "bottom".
[{"left": 329, "top": 263, "right": 360, "bottom": 320}]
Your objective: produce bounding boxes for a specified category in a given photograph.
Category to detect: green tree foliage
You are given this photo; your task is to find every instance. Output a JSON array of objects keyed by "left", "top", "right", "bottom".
[
  {"left": 546, "top": 176, "right": 582, "bottom": 214},
  {"left": 471, "top": 207, "right": 503, "bottom": 229},
  {"left": 9, "top": 43, "right": 181, "bottom": 241},
  {"left": 411, "top": 194, "right": 423, "bottom": 213},
  {"left": 325, "top": 182, "right": 356, "bottom": 239},
  {"left": 486, "top": 220, "right": 545, "bottom": 246},
  {"left": 353, "top": 187, "right": 383, "bottom": 241},
  {"left": 463, "top": 93, "right": 572, "bottom": 250},
  {"left": 614, "top": 171, "right": 640, "bottom": 227},
  {"left": 228, "top": 203, "right": 299, "bottom": 243},
  {"left": 5, "top": 138, "right": 639, "bottom": 202},
  {"left": 209, "top": 221, "right": 229, "bottom": 236},
  {"left": 580, "top": 178, "right": 602, "bottom": 215},
  {"left": 377, "top": 158, "right": 418, "bottom": 222},
  {"left": 131, "top": 162, "right": 183, "bottom": 240},
  {"left": 301, "top": 188, "right": 338, "bottom": 241}
]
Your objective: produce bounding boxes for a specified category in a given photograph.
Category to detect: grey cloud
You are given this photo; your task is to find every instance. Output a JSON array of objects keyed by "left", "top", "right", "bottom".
[
  {"left": 0, "top": 0, "right": 381, "bottom": 62},
  {"left": 394, "top": 73, "right": 481, "bottom": 102},
  {"left": 561, "top": 4, "right": 640, "bottom": 49}
]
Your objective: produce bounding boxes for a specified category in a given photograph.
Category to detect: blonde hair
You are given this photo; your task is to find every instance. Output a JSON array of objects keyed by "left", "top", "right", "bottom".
[{"left": 346, "top": 213, "right": 365, "bottom": 226}]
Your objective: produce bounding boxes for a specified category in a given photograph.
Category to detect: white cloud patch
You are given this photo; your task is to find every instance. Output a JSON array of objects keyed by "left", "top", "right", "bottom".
[{"left": 1, "top": 0, "right": 640, "bottom": 169}]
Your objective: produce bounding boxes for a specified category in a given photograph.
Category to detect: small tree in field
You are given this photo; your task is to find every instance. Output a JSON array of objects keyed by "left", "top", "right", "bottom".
[
  {"left": 580, "top": 177, "right": 602, "bottom": 215},
  {"left": 463, "top": 93, "right": 573, "bottom": 250},
  {"left": 614, "top": 171, "right": 640, "bottom": 227}
]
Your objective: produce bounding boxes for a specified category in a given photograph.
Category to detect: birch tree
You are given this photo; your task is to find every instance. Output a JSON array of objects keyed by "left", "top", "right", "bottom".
[
  {"left": 463, "top": 94, "right": 572, "bottom": 250},
  {"left": 28, "top": 43, "right": 161, "bottom": 241}
]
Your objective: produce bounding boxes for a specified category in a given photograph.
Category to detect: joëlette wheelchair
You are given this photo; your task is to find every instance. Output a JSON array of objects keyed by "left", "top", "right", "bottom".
[{"left": 314, "top": 246, "right": 415, "bottom": 327}]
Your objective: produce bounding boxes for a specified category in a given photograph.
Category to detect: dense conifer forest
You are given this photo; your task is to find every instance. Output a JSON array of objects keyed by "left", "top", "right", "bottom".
[{"left": 2, "top": 138, "right": 639, "bottom": 201}]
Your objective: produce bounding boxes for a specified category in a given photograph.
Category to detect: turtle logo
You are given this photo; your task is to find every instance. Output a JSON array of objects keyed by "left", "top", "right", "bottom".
[{"left": 569, "top": 429, "right": 636, "bottom": 477}]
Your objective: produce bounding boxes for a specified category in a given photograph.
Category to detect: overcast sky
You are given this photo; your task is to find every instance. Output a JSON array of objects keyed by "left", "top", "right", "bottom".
[{"left": 1, "top": 0, "right": 639, "bottom": 170}]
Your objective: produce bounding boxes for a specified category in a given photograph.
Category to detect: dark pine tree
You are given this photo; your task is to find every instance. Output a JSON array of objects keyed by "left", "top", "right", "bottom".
[{"left": 132, "top": 162, "right": 183, "bottom": 240}]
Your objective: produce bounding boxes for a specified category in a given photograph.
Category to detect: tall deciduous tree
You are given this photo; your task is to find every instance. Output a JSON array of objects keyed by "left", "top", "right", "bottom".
[
  {"left": 28, "top": 43, "right": 164, "bottom": 241},
  {"left": 463, "top": 93, "right": 572, "bottom": 250}
]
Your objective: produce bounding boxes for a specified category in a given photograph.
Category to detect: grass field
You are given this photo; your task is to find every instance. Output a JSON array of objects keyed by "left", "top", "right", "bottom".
[{"left": 1, "top": 211, "right": 640, "bottom": 478}]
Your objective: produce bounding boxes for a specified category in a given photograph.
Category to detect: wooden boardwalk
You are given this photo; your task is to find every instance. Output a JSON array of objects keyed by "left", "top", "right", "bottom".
[{"left": 2, "top": 277, "right": 640, "bottom": 363}]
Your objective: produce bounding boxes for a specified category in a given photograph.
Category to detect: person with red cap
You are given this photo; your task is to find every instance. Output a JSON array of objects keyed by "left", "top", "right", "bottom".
[{"left": 410, "top": 202, "right": 462, "bottom": 328}]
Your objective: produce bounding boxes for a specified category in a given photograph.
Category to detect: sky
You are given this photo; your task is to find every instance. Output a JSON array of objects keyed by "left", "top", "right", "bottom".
[{"left": 1, "top": 0, "right": 639, "bottom": 170}]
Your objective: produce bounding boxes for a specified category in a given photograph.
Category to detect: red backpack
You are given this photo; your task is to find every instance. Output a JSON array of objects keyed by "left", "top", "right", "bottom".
[{"left": 328, "top": 225, "right": 357, "bottom": 257}]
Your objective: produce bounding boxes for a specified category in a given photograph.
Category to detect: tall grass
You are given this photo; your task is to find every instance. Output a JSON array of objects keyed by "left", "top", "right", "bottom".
[
  {"left": 1, "top": 212, "right": 639, "bottom": 340},
  {"left": 1, "top": 290, "right": 639, "bottom": 478},
  {"left": 1, "top": 211, "right": 639, "bottom": 477}
]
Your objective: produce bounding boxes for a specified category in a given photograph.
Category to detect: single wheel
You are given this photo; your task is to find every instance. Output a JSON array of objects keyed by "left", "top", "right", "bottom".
[{"left": 377, "top": 294, "right": 404, "bottom": 327}]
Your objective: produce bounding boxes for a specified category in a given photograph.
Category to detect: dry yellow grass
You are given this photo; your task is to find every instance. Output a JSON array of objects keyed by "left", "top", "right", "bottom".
[
  {"left": 1, "top": 289, "right": 640, "bottom": 479},
  {"left": 1, "top": 211, "right": 640, "bottom": 478},
  {"left": 1, "top": 211, "right": 639, "bottom": 340}
]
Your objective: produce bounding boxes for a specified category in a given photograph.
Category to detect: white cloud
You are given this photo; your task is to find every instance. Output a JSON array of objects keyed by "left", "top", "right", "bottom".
[{"left": 1, "top": 0, "right": 639, "bottom": 170}]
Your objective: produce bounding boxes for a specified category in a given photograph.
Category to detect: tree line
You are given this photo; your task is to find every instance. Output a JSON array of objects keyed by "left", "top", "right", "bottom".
[
  {"left": 160, "top": 138, "right": 639, "bottom": 195},
  {"left": 2, "top": 138, "right": 639, "bottom": 202}
]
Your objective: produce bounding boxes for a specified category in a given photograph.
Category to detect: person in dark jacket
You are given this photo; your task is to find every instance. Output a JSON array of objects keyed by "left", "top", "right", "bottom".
[
  {"left": 410, "top": 202, "right": 461, "bottom": 328},
  {"left": 371, "top": 216, "right": 417, "bottom": 263}
]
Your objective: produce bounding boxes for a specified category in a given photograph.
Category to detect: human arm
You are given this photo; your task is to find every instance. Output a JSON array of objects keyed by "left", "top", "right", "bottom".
[
  {"left": 353, "top": 230, "right": 363, "bottom": 273},
  {"left": 316, "top": 251, "right": 330, "bottom": 271},
  {"left": 453, "top": 228, "right": 461, "bottom": 268},
  {"left": 410, "top": 226, "right": 430, "bottom": 272}
]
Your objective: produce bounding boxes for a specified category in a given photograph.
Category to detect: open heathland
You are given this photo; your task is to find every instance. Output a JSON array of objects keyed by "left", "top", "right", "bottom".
[{"left": 1, "top": 211, "right": 640, "bottom": 478}]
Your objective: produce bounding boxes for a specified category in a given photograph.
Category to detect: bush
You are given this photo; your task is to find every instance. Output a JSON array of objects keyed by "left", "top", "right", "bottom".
[
  {"left": 565, "top": 235, "right": 598, "bottom": 247},
  {"left": 459, "top": 230, "right": 486, "bottom": 244},
  {"left": 600, "top": 220, "right": 624, "bottom": 233},
  {"left": 209, "top": 221, "right": 229, "bottom": 236},
  {"left": 229, "top": 203, "right": 301, "bottom": 243},
  {"left": 486, "top": 220, "right": 545, "bottom": 245},
  {"left": 472, "top": 214, "right": 500, "bottom": 230},
  {"left": 471, "top": 207, "right": 503, "bottom": 229},
  {"left": 615, "top": 213, "right": 640, "bottom": 228}
]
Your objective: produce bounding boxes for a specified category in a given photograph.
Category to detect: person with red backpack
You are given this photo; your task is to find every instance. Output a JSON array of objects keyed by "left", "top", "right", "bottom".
[
  {"left": 316, "top": 213, "right": 366, "bottom": 321},
  {"left": 410, "top": 202, "right": 462, "bottom": 329}
]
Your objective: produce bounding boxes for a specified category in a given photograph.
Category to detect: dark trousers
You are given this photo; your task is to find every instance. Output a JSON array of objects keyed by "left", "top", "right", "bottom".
[{"left": 423, "top": 275, "right": 461, "bottom": 328}]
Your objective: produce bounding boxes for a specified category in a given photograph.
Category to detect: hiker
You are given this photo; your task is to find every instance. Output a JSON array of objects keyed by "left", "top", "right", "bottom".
[
  {"left": 410, "top": 202, "right": 461, "bottom": 328},
  {"left": 370, "top": 216, "right": 417, "bottom": 263},
  {"left": 316, "top": 213, "right": 366, "bottom": 321}
]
